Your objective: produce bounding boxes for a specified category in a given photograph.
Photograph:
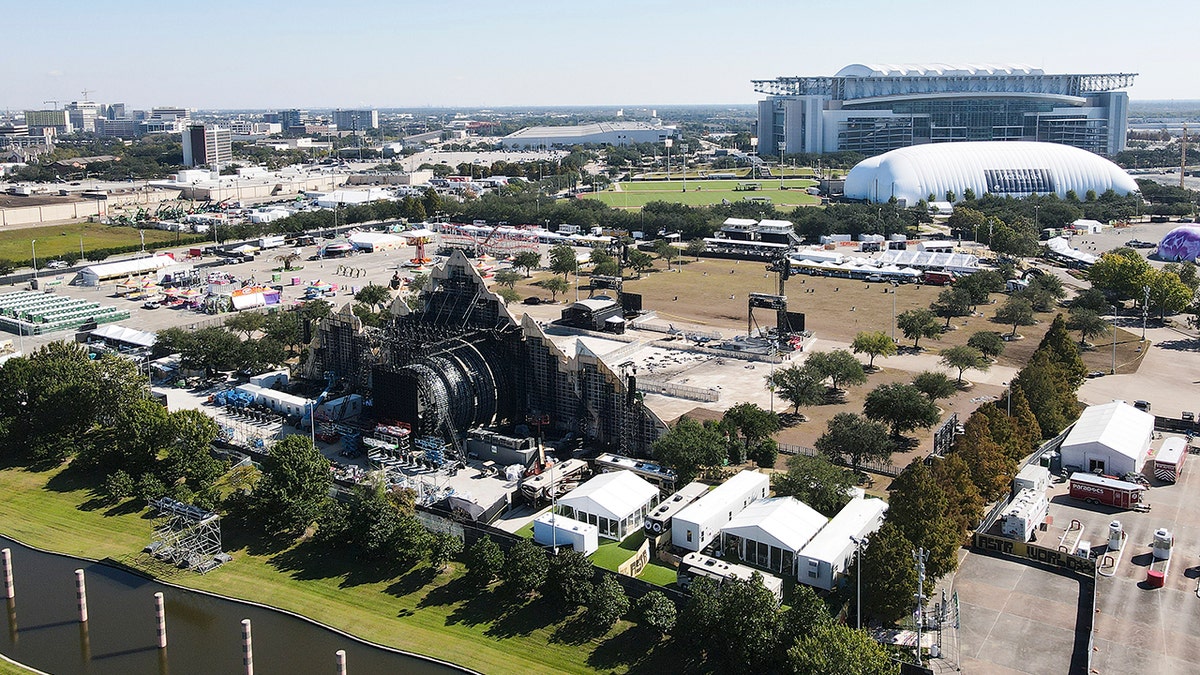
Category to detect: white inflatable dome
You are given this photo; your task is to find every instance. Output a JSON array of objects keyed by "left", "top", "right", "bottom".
[{"left": 844, "top": 141, "right": 1139, "bottom": 205}]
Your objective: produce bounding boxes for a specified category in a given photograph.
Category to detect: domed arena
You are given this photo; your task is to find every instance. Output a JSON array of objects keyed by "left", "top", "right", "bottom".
[
  {"left": 843, "top": 141, "right": 1139, "bottom": 205},
  {"left": 1158, "top": 225, "right": 1200, "bottom": 262}
]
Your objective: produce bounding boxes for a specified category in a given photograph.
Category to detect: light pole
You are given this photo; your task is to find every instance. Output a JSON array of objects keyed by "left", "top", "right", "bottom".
[
  {"left": 778, "top": 142, "right": 786, "bottom": 191},
  {"left": 750, "top": 137, "right": 758, "bottom": 180},
  {"left": 30, "top": 240, "right": 37, "bottom": 282},
  {"left": 664, "top": 138, "right": 672, "bottom": 182},
  {"left": 850, "top": 535, "right": 868, "bottom": 629},
  {"left": 914, "top": 548, "right": 928, "bottom": 666},
  {"left": 889, "top": 285, "right": 898, "bottom": 342},
  {"left": 1141, "top": 285, "right": 1149, "bottom": 341},
  {"left": 1111, "top": 305, "right": 1117, "bottom": 375},
  {"left": 680, "top": 143, "right": 688, "bottom": 192}
]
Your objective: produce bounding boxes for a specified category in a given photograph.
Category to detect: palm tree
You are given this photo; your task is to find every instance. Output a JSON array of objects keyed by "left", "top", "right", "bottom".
[{"left": 275, "top": 251, "right": 301, "bottom": 271}]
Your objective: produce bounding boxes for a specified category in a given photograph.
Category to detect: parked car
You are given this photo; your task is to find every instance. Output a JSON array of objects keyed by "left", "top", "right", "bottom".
[
  {"left": 1125, "top": 240, "right": 1156, "bottom": 249},
  {"left": 46, "top": 260, "right": 68, "bottom": 269},
  {"left": 1133, "top": 400, "right": 1152, "bottom": 413},
  {"left": 142, "top": 301, "right": 160, "bottom": 310},
  {"left": 865, "top": 274, "right": 885, "bottom": 283},
  {"left": 1087, "top": 371, "right": 1106, "bottom": 378}
]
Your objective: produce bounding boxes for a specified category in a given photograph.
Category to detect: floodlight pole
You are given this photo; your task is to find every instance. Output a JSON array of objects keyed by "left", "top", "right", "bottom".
[
  {"left": 664, "top": 138, "right": 672, "bottom": 182},
  {"left": 681, "top": 143, "right": 688, "bottom": 193},
  {"left": 914, "top": 547, "right": 928, "bottom": 666},
  {"left": 31, "top": 240, "right": 37, "bottom": 282},
  {"left": 778, "top": 142, "right": 786, "bottom": 191},
  {"left": 1111, "top": 305, "right": 1117, "bottom": 375},
  {"left": 1141, "top": 285, "right": 1149, "bottom": 341},
  {"left": 851, "top": 535, "right": 868, "bottom": 629}
]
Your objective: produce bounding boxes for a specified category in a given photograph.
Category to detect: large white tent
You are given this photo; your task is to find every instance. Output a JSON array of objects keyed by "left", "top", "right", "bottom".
[
  {"left": 349, "top": 232, "right": 404, "bottom": 252},
  {"left": 556, "top": 470, "right": 660, "bottom": 541},
  {"left": 1060, "top": 401, "right": 1154, "bottom": 476},
  {"left": 720, "top": 497, "right": 827, "bottom": 576},
  {"left": 77, "top": 255, "right": 177, "bottom": 286}
]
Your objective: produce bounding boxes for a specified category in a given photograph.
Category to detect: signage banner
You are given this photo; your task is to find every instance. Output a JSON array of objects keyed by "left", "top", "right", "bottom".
[{"left": 972, "top": 532, "right": 1096, "bottom": 574}]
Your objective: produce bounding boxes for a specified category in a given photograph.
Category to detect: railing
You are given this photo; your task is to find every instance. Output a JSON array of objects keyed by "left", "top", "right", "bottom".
[{"left": 777, "top": 442, "right": 902, "bottom": 478}]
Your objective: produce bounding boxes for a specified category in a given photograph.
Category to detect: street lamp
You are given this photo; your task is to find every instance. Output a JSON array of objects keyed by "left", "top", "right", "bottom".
[
  {"left": 850, "top": 535, "right": 869, "bottom": 629},
  {"left": 889, "top": 285, "right": 898, "bottom": 342},
  {"left": 1141, "top": 285, "right": 1149, "bottom": 341},
  {"left": 30, "top": 240, "right": 37, "bottom": 282},
  {"left": 680, "top": 143, "right": 688, "bottom": 193},
  {"left": 778, "top": 142, "right": 786, "bottom": 191},
  {"left": 750, "top": 137, "right": 758, "bottom": 180}
]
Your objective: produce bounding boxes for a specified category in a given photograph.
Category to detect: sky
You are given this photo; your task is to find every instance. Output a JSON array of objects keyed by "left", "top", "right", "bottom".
[{"left": 3, "top": 0, "right": 1198, "bottom": 111}]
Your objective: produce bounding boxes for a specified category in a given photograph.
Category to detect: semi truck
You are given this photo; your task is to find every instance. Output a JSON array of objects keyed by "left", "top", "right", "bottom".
[{"left": 1068, "top": 473, "right": 1147, "bottom": 510}]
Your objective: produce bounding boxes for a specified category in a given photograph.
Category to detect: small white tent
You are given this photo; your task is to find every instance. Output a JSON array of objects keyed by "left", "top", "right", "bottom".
[
  {"left": 556, "top": 470, "right": 660, "bottom": 541},
  {"left": 1060, "top": 401, "right": 1154, "bottom": 476}
]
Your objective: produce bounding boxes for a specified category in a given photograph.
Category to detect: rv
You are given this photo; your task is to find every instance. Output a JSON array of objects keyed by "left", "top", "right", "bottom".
[
  {"left": 677, "top": 552, "right": 783, "bottom": 603},
  {"left": 519, "top": 458, "right": 589, "bottom": 502}
]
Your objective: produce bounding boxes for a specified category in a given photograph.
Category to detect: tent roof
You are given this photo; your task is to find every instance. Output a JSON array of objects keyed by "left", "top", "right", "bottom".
[
  {"left": 349, "top": 232, "right": 403, "bottom": 246},
  {"left": 798, "top": 497, "right": 887, "bottom": 563},
  {"left": 1062, "top": 401, "right": 1153, "bottom": 461},
  {"left": 558, "top": 470, "right": 659, "bottom": 522},
  {"left": 80, "top": 255, "right": 176, "bottom": 279},
  {"left": 88, "top": 323, "right": 157, "bottom": 348},
  {"left": 722, "top": 497, "right": 827, "bottom": 553}
]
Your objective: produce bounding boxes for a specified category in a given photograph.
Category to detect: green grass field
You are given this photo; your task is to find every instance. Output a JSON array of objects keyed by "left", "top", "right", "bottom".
[
  {"left": 585, "top": 179, "right": 820, "bottom": 210},
  {"left": 0, "top": 222, "right": 181, "bottom": 263},
  {"left": 0, "top": 463, "right": 681, "bottom": 675}
]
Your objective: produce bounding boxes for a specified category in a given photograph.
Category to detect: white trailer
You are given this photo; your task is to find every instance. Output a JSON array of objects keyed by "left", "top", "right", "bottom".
[
  {"left": 1013, "top": 464, "right": 1050, "bottom": 495},
  {"left": 533, "top": 512, "right": 598, "bottom": 555},
  {"left": 1000, "top": 488, "right": 1049, "bottom": 542},
  {"left": 258, "top": 235, "right": 286, "bottom": 249},
  {"left": 671, "top": 470, "right": 769, "bottom": 553}
]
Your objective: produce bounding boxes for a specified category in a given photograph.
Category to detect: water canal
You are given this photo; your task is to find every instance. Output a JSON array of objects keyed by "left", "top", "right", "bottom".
[{"left": 0, "top": 535, "right": 468, "bottom": 674}]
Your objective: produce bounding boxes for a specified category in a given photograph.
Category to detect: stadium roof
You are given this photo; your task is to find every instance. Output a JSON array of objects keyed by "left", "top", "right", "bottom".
[
  {"left": 503, "top": 122, "right": 668, "bottom": 140},
  {"left": 836, "top": 63, "right": 1042, "bottom": 78},
  {"left": 844, "top": 141, "right": 1139, "bottom": 206}
]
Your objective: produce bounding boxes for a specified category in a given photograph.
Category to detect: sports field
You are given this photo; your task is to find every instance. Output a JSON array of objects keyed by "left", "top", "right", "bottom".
[
  {"left": 585, "top": 178, "right": 820, "bottom": 210},
  {"left": 0, "top": 222, "right": 182, "bottom": 263}
]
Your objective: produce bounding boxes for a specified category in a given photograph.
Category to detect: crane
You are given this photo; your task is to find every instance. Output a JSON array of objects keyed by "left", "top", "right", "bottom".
[
  {"left": 43, "top": 100, "right": 59, "bottom": 110},
  {"left": 80, "top": 88, "right": 95, "bottom": 101}
]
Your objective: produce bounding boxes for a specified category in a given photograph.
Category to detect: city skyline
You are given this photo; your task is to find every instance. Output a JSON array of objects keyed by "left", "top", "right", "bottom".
[{"left": 3, "top": 0, "right": 1198, "bottom": 110}]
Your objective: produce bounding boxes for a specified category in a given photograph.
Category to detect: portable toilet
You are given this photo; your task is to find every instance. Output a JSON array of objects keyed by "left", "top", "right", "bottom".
[
  {"left": 1152, "top": 528, "right": 1173, "bottom": 560},
  {"left": 1108, "top": 520, "right": 1123, "bottom": 551}
]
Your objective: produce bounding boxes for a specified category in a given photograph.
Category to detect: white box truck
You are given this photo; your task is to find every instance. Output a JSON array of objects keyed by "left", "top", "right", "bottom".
[{"left": 258, "top": 235, "right": 286, "bottom": 249}]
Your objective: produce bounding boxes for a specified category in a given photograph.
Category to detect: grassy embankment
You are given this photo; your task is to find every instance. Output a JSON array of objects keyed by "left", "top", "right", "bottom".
[
  {"left": 0, "top": 462, "right": 679, "bottom": 675},
  {"left": 585, "top": 179, "right": 820, "bottom": 210},
  {"left": 0, "top": 222, "right": 181, "bottom": 263}
]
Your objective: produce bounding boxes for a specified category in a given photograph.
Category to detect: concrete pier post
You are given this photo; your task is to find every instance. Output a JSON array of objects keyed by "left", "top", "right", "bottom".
[
  {"left": 155, "top": 592, "right": 167, "bottom": 648},
  {"left": 2, "top": 548, "right": 13, "bottom": 599},
  {"left": 336, "top": 649, "right": 347, "bottom": 675},
  {"left": 242, "top": 618, "right": 254, "bottom": 675},
  {"left": 75, "top": 569, "right": 88, "bottom": 623}
]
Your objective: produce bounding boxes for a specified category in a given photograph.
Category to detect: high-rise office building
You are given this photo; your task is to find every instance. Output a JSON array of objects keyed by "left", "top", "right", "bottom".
[
  {"left": 181, "top": 124, "right": 232, "bottom": 167},
  {"left": 332, "top": 109, "right": 379, "bottom": 132},
  {"left": 24, "top": 109, "right": 73, "bottom": 135},
  {"left": 64, "top": 100, "right": 102, "bottom": 133},
  {"left": 754, "top": 63, "right": 1136, "bottom": 157}
]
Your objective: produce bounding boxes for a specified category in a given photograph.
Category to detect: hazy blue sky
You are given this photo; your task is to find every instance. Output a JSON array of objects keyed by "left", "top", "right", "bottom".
[{"left": 4, "top": 0, "right": 1196, "bottom": 110}]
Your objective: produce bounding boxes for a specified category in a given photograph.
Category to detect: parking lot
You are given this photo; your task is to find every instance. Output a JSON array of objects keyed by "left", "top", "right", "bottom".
[{"left": 955, "top": 433, "right": 1200, "bottom": 674}]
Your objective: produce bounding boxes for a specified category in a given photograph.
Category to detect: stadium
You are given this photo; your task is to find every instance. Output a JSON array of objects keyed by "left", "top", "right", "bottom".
[
  {"left": 842, "top": 141, "right": 1140, "bottom": 206},
  {"left": 754, "top": 63, "right": 1135, "bottom": 157}
]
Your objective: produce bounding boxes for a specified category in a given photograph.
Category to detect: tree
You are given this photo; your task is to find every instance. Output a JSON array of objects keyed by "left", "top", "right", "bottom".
[
  {"left": 785, "top": 623, "right": 900, "bottom": 675},
  {"left": 954, "top": 413, "right": 1017, "bottom": 501},
  {"left": 493, "top": 270, "right": 523, "bottom": 289},
  {"left": 275, "top": 251, "right": 301, "bottom": 271},
  {"left": 652, "top": 416, "right": 727, "bottom": 484},
  {"left": 547, "top": 549, "right": 595, "bottom": 607},
  {"left": 495, "top": 287, "right": 521, "bottom": 306},
  {"left": 771, "top": 453, "right": 856, "bottom": 517},
  {"left": 1146, "top": 268, "right": 1194, "bottom": 319},
  {"left": 850, "top": 330, "right": 897, "bottom": 369},
  {"left": 722, "top": 402, "right": 781, "bottom": 466},
  {"left": 263, "top": 310, "right": 302, "bottom": 355},
  {"left": 464, "top": 536, "right": 504, "bottom": 589},
  {"left": 939, "top": 345, "right": 989, "bottom": 385},
  {"left": 768, "top": 365, "right": 827, "bottom": 414},
  {"left": 930, "top": 453, "right": 985, "bottom": 536},
  {"left": 587, "top": 574, "right": 629, "bottom": 628},
  {"left": 428, "top": 532, "right": 463, "bottom": 572},
  {"left": 887, "top": 460, "right": 960, "bottom": 580},
  {"left": 1087, "top": 248, "right": 1153, "bottom": 301},
  {"left": 956, "top": 269, "right": 1004, "bottom": 307},
  {"left": 626, "top": 249, "right": 655, "bottom": 278},
  {"left": 814, "top": 413, "right": 894, "bottom": 477},
  {"left": 249, "top": 435, "right": 332, "bottom": 534},
  {"left": 863, "top": 382, "right": 940, "bottom": 438},
  {"left": 534, "top": 276, "right": 570, "bottom": 301},
  {"left": 930, "top": 287, "right": 972, "bottom": 327},
  {"left": 967, "top": 330, "right": 1005, "bottom": 359},
  {"left": 708, "top": 575, "right": 784, "bottom": 672},
  {"left": 1066, "top": 307, "right": 1109, "bottom": 346},
  {"left": 354, "top": 284, "right": 393, "bottom": 313},
  {"left": 159, "top": 409, "right": 224, "bottom": 491},
  {"left": 778, "top": 584, "right": 831, "bottom": 647},
  {"left": 636, "top": 590, "right": 677, "bottom": 634},
  {"left": 548, "top": 243, "right": 578, "bottom": 279},
  {"left": 1036, "top": 314, "right": 1088, "bottom": 387},
  {"left": 225, "top": 311, "right": 266, "bottom": 339},
  {"left": 654, "top": 239, "right": 680, "bottom": 270},
  {"left": 804, "top": 349, "right": 867, "bottom": 392},
  {"left": 1071, "top": 287, "right": 1112, "bottom": 314},
  {"left": 896, "top": 308, "right": 941, "bottom": 349},
  {"left": 103, "top": 469, "right": 135, "bottom": 502},
  {"left": 1011, "top": 350, "right": 1078, "bottom": 439},
  {"left": 502, "top": 538, "right": 549, "bottom": 598},
  {"left": 911, "top": 370, "right": 957, "bottom": 403},
  {"left": 685, "top": 239, "right": 707, "bottom": 261},
  {"left": 858, "top": 521, "right": 918, "bottom": 624},
  {"left": 994, "top": 295, "right": 1035, "bottom": 337},
  {"left": 512, "top": 251, "right": 541, "bottom": 278}
]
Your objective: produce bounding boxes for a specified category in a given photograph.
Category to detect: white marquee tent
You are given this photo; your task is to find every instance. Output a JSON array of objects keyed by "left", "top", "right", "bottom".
[
  {"left": 1060, "top": 401, "right": 1154, "bottom": 476},
  {"left": 556, "top": 470, "right": 660, "bottom": 541}
]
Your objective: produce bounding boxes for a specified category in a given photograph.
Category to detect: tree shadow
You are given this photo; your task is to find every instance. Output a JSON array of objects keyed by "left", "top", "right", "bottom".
[
  {"left": 268, "top": 538, "right": 412, "bottom": 587},
  {"left": 1154, "top": 338, "right": 1200, "bottom": 352},
  {"left": 484, "top": 595, "right": 561, "bottom": 640},
  {"left": 587, "top": 626, "right": 683, "bottom": 674},
  {"left": 437, "top": 581, "right": 506, "bottom": 629},
  {"left": 102, "top": 497, "right": 148, "bottom": 518},
  {"left": 44, "top": 463, "right": 104, "bottom": 494},
  {"left": 387, "top": 565, "right": 439, "bottom": 602},
  {"left": 549, "top": 610, "right": 606, "bottom": 646}
]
